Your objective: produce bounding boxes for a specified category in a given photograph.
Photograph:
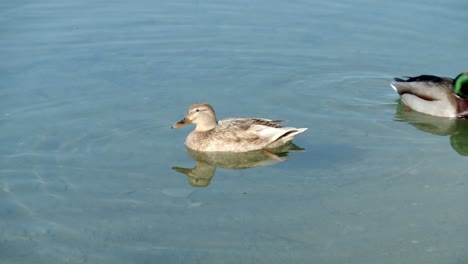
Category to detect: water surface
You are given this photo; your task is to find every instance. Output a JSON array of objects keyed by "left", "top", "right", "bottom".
[{"left": 1, "top": 0, "right": 468, "bottom": 263}]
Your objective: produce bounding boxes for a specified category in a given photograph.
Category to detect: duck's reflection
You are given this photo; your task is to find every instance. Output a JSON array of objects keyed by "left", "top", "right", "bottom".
[
  {"left": 173, "top": 142, "right": 304, "bottom": 187},
  {"left": 395, "top": 101, "right": 468, "bottom": 156}
]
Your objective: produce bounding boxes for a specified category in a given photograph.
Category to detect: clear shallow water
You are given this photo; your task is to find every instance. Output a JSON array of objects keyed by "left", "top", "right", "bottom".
[{"left": 1, "top": 0, "right": 468, "bottom": 263}]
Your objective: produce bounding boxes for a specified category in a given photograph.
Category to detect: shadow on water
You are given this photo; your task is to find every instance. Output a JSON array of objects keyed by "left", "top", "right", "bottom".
[
  {"left": 172, "top": 142, "right": 304, "bottom": 187},
  {"left": 394, "top": 101, "right": 468, "bottom": 156}
]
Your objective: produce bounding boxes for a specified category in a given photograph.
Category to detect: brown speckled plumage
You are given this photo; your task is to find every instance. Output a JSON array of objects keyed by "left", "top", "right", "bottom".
[{"left": 172, "top": 103, "right": 307, "bottom": 152}]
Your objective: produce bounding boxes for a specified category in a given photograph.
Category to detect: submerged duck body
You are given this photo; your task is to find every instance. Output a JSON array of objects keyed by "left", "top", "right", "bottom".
[
  {"left": 172, "top": 103, "right": 307, "bottom": 152},
  {"left": 390, "top": 72, "right": 468, "bottom": 118}
]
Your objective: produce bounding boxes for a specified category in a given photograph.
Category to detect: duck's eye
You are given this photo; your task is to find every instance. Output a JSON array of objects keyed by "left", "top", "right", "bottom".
[{"left": 196, "top": 109, "right": 200, "bottom": 112}]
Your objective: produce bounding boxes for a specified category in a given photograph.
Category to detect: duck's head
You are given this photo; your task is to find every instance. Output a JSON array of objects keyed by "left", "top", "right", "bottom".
[
  {"left": 172, "top": 103, "right": 218, "bottom": 131},
  {"left": 453, "top": 72, "right": 468, "bottom": 98},
  {"left": 453, "top": 73, "right": 468, "bottom": 118}
]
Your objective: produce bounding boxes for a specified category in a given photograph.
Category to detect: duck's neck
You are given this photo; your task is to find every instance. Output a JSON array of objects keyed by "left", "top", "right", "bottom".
[
  {"left": 456, "top": 97, "right": 468, "bottom": 118},
  {"left": 194, "top": 119, "right": 218, "bottom": 132}
]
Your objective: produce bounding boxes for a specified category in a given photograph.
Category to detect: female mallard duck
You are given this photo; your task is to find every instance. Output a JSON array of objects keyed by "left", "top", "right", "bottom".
[
  {"left": 390, "top": 72, "right": 468, "bottom": 118},
  {"left": 172, "top": 103, "right": 307, "bottom": 152}
]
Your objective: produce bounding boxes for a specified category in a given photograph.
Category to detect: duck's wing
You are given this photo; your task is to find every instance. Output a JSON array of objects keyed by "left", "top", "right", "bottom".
[
  {"left": 218, "top": 118, "right": 305, "bottom": 145},
  {"left": 390, "top": 75, "right": 459, "bottom": 117},
  {"left": 391, "top": 75, "right": 453, "bottom": 100},
  {"left": 396, "top": 75, "right": 452, "bottom": 83}
]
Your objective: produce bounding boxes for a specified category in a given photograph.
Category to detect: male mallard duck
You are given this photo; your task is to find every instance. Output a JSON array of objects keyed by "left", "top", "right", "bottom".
[
  {"left": 172, "top": 103, "right": 307, "bottom": 152},
  {"left": 390, "top": 72, "right": 468, "bottom": 118}
]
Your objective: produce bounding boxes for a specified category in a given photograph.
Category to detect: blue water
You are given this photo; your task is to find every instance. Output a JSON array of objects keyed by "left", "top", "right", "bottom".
[{"left": 1, "top": 0, "right": 468, "bottom": 263}]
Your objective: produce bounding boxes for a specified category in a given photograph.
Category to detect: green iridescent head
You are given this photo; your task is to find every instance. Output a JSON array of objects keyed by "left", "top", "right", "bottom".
[{"left": 453, "top": 72, "right": 468, "bottom": 98}]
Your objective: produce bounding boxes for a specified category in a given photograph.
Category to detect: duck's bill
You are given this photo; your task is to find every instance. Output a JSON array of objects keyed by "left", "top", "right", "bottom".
[{"left": 172, "top": 118, "right": 191, "bottom": 128}]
